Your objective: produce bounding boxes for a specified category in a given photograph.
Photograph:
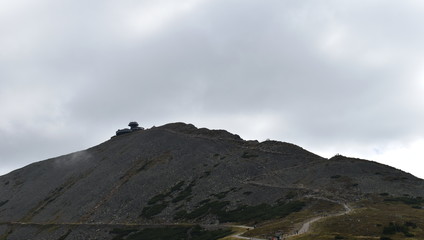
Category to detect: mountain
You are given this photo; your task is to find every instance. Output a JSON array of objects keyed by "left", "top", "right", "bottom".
[{"left": 0, "top": 122, "right": 423, "bottom": 240}]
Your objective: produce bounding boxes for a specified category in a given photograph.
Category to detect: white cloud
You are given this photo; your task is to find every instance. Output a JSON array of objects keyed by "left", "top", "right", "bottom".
[
  {"left": 372, "top": 139, "right": 424, "bottom": 178},
  {"left": 122, "top": 0, "right": 205, "bottom": 39},
  {"left": 182, "top": 112, "right": 287, "bottom": 142},
  {"left": 1, "top": 0, "right": 424, "bottom": 180},
  {"left": 308, "top": 139, "right": 424, "bottom": 179}
]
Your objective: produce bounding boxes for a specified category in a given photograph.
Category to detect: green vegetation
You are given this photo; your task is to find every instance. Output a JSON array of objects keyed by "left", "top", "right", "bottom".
[
  {"left": 285, "top": 191, "right": 297, "bottom": 199},
  {"left": 110, "top": 226, "right": 232, "bottom": 240},
  {"left": 172, "top": 181, "right": 195, "bottom": 203},
  {"left": 189, "top": 201, "right": 230, "bottom": 219},
  {"left": 57, "top": 230, "right": 72, "bottom": 240},
  {"left": 0, "top": 200, "right": 8, "bottom": 207},
  {"left": 241, "top": 151, "right": 259, "bottom": 158},
  {"left": 382, "top": 221, "right": 416, "bottom": 237},
  {"left": 170, "top": 181, "right": 185, "bottom": 192},
  {"left": 174, "top": 200, "right": 305, "bottom": 223},
  {"left": 174, "top": 209, "right": 189, "bottom": 219},
  {"left": 127, "top": 227, "right": 188, "bottom": 240},
  {"left": 110, "top": 228, "right": 138, "bottom": 240},
  {"left": 142, "top": 181, "right": 195, "bottom": 218},
  {"left": 146, "top": 180, "right": 186, "bottom": 205},
  {"left": 140, "top": 202, "right": 168, "bottom": 218},
  {"left": 384, "top": 196, "right": 424, "bottom": 206},
  {"left": 242, "top": 199, "right": 344, "bottom": 238},
  {"left": 189, "top": 225, "right": 232, "bottom": 240},
  {"left": 0, "top": 227, "right": 13, "bottom": 240},
  {"left": 198, "top": 198, "right": 211, "bottom": 205},
  {"left": 289, "top": 200, "right": 424, "bottom": 240},
  {"left": 219, "top": 201, "right": 305, "bottom": 222},
  {"left": 383, "top": 196, "right": 424, "bottom": 210},
  {"left": 212, "top": 190, "right": 231, "bottom": 199},
  {"left": 147, "top": 193, "right": 167, "bottom": 205},
  {"left": 174, "top": 201, "right": 229, "bottom": 220},
  {"left": 383, "top": 175, "right": 409, "bottom": 182}
]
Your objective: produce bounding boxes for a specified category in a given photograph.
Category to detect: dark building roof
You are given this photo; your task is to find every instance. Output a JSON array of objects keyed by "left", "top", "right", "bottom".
[
  {"left": 115, "top": 122, "right": 144, "bottom": 136},
  {"left": 128, "top": 122, "right": 139, "bottom": 128}
]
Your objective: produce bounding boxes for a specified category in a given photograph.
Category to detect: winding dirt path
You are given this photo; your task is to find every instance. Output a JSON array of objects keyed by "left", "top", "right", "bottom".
[
  {"left": 220, "top": 199, "right": 352, "bottom": 240},
  {"left": 224, "top": 225, "right": 266, "bottom": 240},
  {"left": 288, "top": 201, "right": 352, "bottom": 238}
]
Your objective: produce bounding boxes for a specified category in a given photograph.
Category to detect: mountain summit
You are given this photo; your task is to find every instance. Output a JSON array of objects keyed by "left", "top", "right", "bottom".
[{"left": 0, "top": 122, "right": 423, "bottom": 240}]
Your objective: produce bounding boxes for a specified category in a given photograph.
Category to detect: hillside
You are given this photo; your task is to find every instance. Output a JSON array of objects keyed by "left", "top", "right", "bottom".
[{"left": 0, "top": 122, "right": 423, "bottom": 240}]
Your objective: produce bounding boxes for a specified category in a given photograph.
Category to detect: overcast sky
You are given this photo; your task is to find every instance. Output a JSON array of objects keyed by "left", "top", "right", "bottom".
[{"left": 1, "top": 0, "right": 424, "bottom": 179}]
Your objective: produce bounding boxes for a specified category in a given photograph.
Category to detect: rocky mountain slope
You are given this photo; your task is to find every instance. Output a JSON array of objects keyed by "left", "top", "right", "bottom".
[{"left": 0, "top": 122, "right": 423, "bottom": 239}]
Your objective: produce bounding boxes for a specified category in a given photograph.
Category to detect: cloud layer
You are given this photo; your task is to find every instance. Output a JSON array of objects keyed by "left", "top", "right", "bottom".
[{"left": 1, "top": 0, "right": 424, "bottom": 178}]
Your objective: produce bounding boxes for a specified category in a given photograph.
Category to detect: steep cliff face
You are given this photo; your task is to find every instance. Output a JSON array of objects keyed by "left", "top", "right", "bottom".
[{"left": 0, "top": 123, "right": 423, "bottom": 239}]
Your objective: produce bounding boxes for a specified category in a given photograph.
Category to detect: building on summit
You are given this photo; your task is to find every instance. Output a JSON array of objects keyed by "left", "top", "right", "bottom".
[
  {"left": 115, "top": 122, "right": 144, "bottom": 136},
  {"left": 128, "top": 121, "right": 143, "bottom": 131}
]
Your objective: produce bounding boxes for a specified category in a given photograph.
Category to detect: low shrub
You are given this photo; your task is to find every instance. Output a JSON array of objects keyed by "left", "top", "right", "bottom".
[
  {"left": 175, "top": 199, "right": 305, "bottom": 223},
  {"left": 382, "top": 221, "right": 415, "bottom": 237},
  {"left": 147, "top": 194, "right": 167, "bottom": 205},
  {"left": 112, "top": 226, "right": 232, "bottom": 240},
  {"left": 219, "top": 201, "right": 305, "bottom": 222},
  {"left": 212, "top": 190, "right": 230, "bottom": 199},
  {"left": 241, "top": 152, "right": 259, "bottom": 158},
  {"left": 140, "top": 202, "right": 168, "bottom": 218},
  {"left": 170, "top": 181, "right": 185, "bottom": 192},
  {"left": 384, "top": 196, "right": 424, "bottom": 205},
  {"left": 0, "top": 200, "right": 9, "bottom": 207},
  {"left": 172, "top": 181, "right": 195, "bottom": 203}
]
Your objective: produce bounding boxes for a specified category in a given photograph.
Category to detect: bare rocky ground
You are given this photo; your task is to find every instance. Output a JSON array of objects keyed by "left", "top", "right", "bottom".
[{"left": 0, "top": 122, "right": 423, "bottom": 239}]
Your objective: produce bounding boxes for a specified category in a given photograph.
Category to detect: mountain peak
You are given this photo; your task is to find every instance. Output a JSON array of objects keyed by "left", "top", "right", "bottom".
[
  {"left": 1, "top": 122, "right": 423, "bottom": 239},
  {"left": 158, "top": 122, "right": 243, "bottom": 141}
]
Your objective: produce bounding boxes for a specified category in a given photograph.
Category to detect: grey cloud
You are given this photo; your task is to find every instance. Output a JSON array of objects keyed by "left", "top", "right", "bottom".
[{"left": 1, "top": 0, "right": 424, "bottom": 177}]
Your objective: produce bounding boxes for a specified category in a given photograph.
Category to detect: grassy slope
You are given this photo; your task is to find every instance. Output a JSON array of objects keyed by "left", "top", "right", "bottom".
[
  {"left": 221, "top": 196, "right": 424, "bottom": 240},
  {"left": 241, "top": 199, "right": 344, "bottom": 238},
  {"left": 289, "top": 199, "right": 424, "bottom": 240}
]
